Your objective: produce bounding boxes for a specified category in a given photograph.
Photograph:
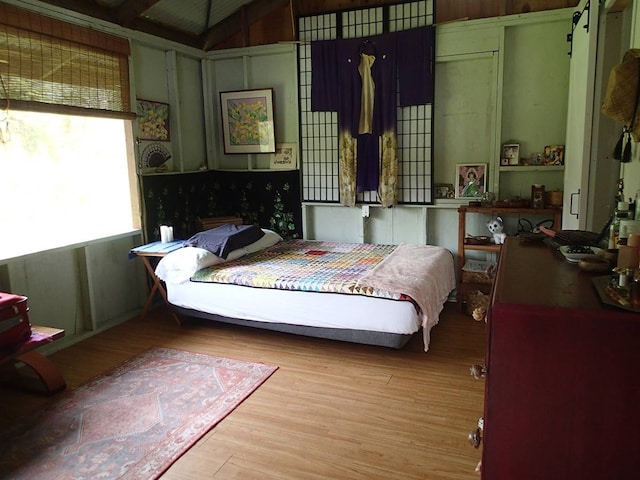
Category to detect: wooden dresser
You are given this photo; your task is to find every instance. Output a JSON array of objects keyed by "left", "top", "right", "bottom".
[{"left": 483, "top": 237, "right": 640, "bottom": 479}]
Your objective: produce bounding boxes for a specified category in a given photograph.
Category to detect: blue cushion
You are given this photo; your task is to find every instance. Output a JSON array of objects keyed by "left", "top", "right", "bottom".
[{"left": 184, "top": 224, "right": 265, "bottom": 259}]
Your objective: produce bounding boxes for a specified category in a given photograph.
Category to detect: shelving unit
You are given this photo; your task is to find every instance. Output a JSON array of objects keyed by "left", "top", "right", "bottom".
[
  {"left": 457, "top": 205, "right": 562, "bottom": 309},
  {"left": 498, "top": 165, "right": 564, "bottom": 173}
]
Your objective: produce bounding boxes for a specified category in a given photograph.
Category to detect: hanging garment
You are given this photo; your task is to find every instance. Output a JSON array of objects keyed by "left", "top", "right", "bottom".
[
  {"left": 311, "top": 26, "right": 435, "bottom": 207},
  {"left": 602, "top": 49, "right": 640, "bottom": 162}
]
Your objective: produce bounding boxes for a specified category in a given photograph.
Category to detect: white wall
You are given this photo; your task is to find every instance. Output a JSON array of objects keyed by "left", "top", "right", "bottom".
[
  {"left": 205, "top": 44, "right": 299, "bottom": 171},
  {"left": 131, "top": 43, "right": 208, "bottom": 172},
  {"left": 0, "top": 233, "right": 148, "bottom": 353}
]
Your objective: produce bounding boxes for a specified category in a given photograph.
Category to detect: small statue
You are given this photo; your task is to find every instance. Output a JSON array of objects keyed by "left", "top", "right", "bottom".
[
  {"left": 616, "top": 178, "right": 624, "bottom": 203},
  {"left": 486, "top": 216, "right": 507, "bottom": 244}
]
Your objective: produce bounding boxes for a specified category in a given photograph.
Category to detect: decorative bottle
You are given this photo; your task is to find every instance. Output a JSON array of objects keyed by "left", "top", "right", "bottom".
[{"left": 609, "top": 201, "right": 630, "bottom": 249}]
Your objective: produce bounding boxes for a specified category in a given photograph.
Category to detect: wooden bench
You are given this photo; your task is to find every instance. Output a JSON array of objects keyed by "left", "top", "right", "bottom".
[{"left": 0, "top": 326, "right": 66, "bottom": 394}]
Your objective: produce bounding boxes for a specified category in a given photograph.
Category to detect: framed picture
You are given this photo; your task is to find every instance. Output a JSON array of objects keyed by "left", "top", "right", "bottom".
[
  {"left": 456, "top": 163, "right": 487, "bottom": 198},
  {"left": 501, "top": 143, "right": 520, "bottom": 166},
  {"left": 220, "top": 88, "right": 276, "bottom": 154},
  {"left": 543, "top": 145, "right": 564, "bottom": 165},
  {"left": 137, "top": 100, "right": 170, "bottom": 141},
  {"left": 270, "top": 143, "right": 297, "bottom": 169},
  {"left": 434, "top": 183, "right": 455, "bottom": 199}
]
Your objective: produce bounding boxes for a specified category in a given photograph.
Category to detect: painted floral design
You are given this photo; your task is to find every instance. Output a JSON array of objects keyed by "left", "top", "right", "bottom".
[{"left": 227, "top": 98, "right": 268, "bottom": 145}]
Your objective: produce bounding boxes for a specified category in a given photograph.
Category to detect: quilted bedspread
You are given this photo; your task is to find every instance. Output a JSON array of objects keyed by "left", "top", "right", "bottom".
[{"left": 190, "top": 240, "right": 405, "bottom": 301}]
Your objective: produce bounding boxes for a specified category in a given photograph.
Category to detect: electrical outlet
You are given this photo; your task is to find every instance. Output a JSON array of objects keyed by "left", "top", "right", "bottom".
[{"left": 362, "top": 205, "right": 370, "bottom": 218}]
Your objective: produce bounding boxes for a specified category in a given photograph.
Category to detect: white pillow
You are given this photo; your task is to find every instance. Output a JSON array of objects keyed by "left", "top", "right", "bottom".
[
  {"left": 223, "top": 229, "right": 283, "bottom": 259},
  {"left": 245, "top": 229, "right": 283, "bottom": 253},
  {"left": 154, "top": 247, "right": 222, "bottom": 284},
  {"left": 154, "top": 229, "right": 283, "bottom": 284}
]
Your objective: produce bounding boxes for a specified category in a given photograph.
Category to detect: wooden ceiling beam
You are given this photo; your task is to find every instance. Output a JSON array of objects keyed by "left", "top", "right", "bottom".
[
  {"left": 32, "top": 0, "right": 115, "bottom": 23},
  {"left": 125, "top": 18, "right": 203, "bottom": 48},
  {"left": 201, "top": 0, "right": 290, "bottom": 51},
  {"left": 35, "top": 0, "right": 201, "bottom": 49},
  {"left": 113, "top": 0, "right": 162, "bottom": 27}
]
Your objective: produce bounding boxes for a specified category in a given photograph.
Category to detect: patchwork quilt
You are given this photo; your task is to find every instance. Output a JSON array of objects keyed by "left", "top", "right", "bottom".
[{"left": 190, "top": 240, "right": 408, "bottom": 302}]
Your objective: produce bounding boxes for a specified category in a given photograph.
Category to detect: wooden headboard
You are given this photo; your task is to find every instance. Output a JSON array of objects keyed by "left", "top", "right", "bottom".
[{"left": 196, "top": 216, "right": 243, "bottom": 231}]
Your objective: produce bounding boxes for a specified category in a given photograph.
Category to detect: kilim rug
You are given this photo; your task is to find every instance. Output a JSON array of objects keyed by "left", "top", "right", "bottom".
[{"left": 0, "top": 347, "right": 278, "bottom": 479}]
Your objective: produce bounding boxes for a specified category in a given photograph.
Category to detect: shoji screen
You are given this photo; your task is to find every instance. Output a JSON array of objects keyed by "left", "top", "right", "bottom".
[{"left": 298, "top": 1, "right": 435, "bottom": 205}]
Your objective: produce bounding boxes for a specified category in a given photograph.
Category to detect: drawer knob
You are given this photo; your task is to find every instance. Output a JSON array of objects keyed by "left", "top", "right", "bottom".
[
  {"left": 470, "top": 363, "right": 486, "bottom": 380},
  {"left": 468, "top": 427, "right": 482, "bottom": 448}
]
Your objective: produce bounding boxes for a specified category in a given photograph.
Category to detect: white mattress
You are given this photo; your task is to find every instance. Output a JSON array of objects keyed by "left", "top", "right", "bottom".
[{"left": 167, "top": 281, "right": 422, "bottom": 335}]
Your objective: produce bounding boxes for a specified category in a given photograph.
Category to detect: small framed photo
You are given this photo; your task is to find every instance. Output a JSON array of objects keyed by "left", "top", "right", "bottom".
[
  {"left": 220, "top": 88, "right": 276, "bottom": 154},
  {"left": 434, "top": 183, "right": 455, "bottom": 199},
  {"left": 270, "top": 143, "right": 297, "bottom": 169},
  {"left": 456, "top": 163, "right": 487, "bottom": 198},
  {"left": 543, "top": 145, "right": 564, "bottom": 165},
  {"left": 501, "top": 143, "right": 520, "bottom": 166}
]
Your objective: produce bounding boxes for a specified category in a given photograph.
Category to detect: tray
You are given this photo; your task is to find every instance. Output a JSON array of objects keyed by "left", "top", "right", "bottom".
[
  {"left": 465, "top": 235, "right": 491, "bottom": 245},
  {"left": 592, "top": 276, "right": 640, "bottom": 313},
  {"left": 559, "top": 245, "right": 603, "bottom": 263}
]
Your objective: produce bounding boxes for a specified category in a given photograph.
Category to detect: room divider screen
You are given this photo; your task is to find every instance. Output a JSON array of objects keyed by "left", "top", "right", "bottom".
[{"left": 297, "top": 0, "right": 435, "bottom": 206}]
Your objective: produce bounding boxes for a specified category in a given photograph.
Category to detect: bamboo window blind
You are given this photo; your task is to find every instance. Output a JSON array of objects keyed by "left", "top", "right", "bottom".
[
  {"left": 0, "top": 3, "right": 133, "bottom": 118},
  {"left": 297, "top": 1, "right": 435, "bottom": 205}
]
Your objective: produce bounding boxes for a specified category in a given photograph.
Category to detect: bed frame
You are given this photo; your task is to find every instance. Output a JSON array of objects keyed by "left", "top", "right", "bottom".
[{"left": 171, "top": 306, "right": 415, "bottom": 349}]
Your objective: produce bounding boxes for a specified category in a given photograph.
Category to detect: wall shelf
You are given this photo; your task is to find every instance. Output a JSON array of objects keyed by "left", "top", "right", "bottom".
[{"left": 499, "top": 165, "right": 564, "bottom": 172}]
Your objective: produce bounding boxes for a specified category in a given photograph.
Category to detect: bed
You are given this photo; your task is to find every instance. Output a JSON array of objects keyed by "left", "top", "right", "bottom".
[{"left": 155, "top": 227, "right": 456, "bottom": 351}]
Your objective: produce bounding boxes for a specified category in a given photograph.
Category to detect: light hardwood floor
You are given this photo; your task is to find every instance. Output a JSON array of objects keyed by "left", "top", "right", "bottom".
[{"left": 1, "top": 303, "right": 486, "bottom": 479}]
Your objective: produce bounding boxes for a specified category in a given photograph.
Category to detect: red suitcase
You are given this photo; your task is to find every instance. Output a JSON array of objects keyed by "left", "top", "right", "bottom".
[{"left": 0, "top": 292, "right": 33, "bottom": 349}]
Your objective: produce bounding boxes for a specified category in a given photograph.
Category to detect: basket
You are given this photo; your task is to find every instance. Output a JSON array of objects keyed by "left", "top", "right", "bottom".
[
  {"left": 462, "top": 271, "right": 495, "bottom": 285},
  {"left": 462, "top": 260, "right": 496, "bottom": 285},
  {"left": 545, "top": 189, "right": 563, "bottom": 207},
  {"left": 464, "top": 290, "right": 490, "bottom": 317}
]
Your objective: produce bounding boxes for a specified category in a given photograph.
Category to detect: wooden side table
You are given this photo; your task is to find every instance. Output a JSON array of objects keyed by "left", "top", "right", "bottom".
[
  {"left": 0, "top": 326, "right": 66, "bottom": 394},
  {"left": 129, "top": 240, "right": 184, "bottom": 324}
]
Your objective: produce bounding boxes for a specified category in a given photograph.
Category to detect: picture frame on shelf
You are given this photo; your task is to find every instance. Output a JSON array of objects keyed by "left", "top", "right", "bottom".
[
  {"left": 542, "top": 145, "right": 564, "bottom": 165},
  {"left": 501, "top": 143, "right": 520, "bottom": 166},
  {"left": 270, "top": 143, "right": 297, "bottom": 169},
  {"left": 456, "top": 163, "right": 487, "bottom": 198},
  {"left": 434, "top": 183, "right": 455, "bottom": 199},
  {"left": 220, "top": 88, "right": 276, "bottom": 154}
]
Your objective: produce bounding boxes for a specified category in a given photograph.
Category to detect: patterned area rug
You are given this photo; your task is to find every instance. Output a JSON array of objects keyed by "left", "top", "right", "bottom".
[{"left": 0, "top": 347, "right": 278, "bottom": 479}]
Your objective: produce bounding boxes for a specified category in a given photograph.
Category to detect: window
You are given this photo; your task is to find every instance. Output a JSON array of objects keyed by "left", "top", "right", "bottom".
[
  {"left": 0, "top": 3, "right": 138, "bottom": 260},
  {"left": 0, "top": 110, "right": 139, "bottom": 260}
]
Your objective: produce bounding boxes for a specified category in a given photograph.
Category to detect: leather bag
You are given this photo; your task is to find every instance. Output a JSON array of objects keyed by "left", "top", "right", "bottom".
[{"left": 0, "top": 292, "right": 32, "bottom": 349}]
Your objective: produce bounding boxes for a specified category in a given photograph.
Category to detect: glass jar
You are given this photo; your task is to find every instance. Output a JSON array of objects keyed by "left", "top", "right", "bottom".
[{"left": 481, "top": 192, "right": 495, "bottom": 207}]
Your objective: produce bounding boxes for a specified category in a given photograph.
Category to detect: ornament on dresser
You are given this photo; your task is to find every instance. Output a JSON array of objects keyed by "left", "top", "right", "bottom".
[{"left": 486, "top": 216, "right": 507, "bottom": 244}]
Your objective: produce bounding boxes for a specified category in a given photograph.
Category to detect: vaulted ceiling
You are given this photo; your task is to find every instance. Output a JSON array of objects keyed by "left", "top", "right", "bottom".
[
  {"left": 30, "top": 0, "right": 628, "bottom": 52},
  {"left": 34, "top": 0, "right": 290, "bottom": 50}
]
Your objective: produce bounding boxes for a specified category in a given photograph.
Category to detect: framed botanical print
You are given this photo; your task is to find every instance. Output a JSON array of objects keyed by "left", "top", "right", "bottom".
[
  {"left": 137, "top": 99, "right": 170, "bottom": 141},
  {"left": 220, "top": 88, "right": 276, "bottom": 154}
]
